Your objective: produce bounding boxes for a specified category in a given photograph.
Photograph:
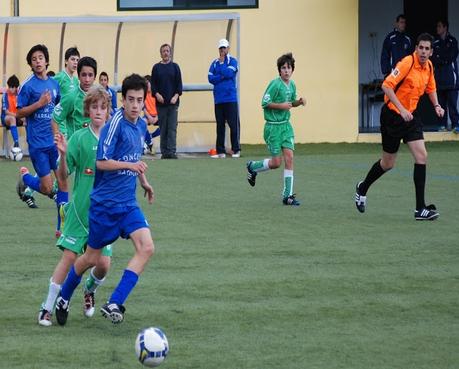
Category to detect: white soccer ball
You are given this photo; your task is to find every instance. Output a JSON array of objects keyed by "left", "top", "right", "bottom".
[
  {"left": 9, "top": 147, "right": 23, "bottom": 161},
  {"left": 135, "top": 327, "right": 169, "bottom": 367}
]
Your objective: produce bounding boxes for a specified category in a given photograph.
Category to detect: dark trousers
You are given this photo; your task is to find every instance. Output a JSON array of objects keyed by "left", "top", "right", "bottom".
[
  {"left": 157, "top": 104, "right": 179, "bottom": 155},
  {"left": 214, "top": 102, "right": 240, "bottom": 154},
  {"left": 437, "top": 89, "right": 459, "bottom": 129}
]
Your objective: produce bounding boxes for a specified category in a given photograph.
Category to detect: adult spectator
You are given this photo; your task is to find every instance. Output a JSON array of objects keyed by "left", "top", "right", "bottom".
[
  {"left": 381, "top": 14, "right": 412, "bottom": 77},
  {"left": 432, "top": 20, "right": 459, "bottom": 132},
  {"left": 151, "top": 44, "right": 182, "bottom": 159},
  {"left": 208, "top": 38, "right": 241, "bottom": 158}
]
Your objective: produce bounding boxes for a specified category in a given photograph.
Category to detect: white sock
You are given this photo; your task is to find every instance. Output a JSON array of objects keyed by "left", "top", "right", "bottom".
[
  {"left": 263, "top": 159, "right": 270, "bottom": 170},
  {"left": 43, "top": 278, "right": 61, "bottom": 312},
  {"left": 283, "top": 169, "right": 294, "bottom": 198}
]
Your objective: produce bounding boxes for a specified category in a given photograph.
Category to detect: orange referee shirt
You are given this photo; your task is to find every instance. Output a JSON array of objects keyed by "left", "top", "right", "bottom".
[{"left": 383, "top": 52, "right": 436, "bottom": 114}]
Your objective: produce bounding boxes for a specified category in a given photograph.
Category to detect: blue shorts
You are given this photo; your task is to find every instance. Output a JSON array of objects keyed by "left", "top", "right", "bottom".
[
  {"left": 29, "top": 146, "right": 59, "bottom": 178},
  {"left": 87, "top": 202, "right": 150, "bottom": 249}
]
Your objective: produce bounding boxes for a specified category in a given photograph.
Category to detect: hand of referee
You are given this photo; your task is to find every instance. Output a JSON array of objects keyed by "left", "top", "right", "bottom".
[{"left": 399, "top": 108, "right": 413, "bottom": 122}]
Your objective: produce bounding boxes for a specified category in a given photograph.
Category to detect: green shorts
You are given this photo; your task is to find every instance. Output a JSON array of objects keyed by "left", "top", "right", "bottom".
[
  {"left": 263, "top": 122, "right": 295, "bottom": 156},
  {"left": 57, "top": 234, "right": 112, "bottom": 257}
]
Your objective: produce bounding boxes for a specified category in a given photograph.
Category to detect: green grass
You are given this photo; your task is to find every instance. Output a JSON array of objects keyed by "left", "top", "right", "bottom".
[{"left": 0, "top": 142, "right": 458, "bottom": 369}]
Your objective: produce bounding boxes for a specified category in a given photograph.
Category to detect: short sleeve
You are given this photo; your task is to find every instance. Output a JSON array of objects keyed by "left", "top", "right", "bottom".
[
  {"left": 97, "top": 118, "right": 120, "bottom": 161},
  {"left": 261, "top": 79, "right": 278, "bottom": 108},
  {"left": 16, "top": 84, "right": 30, "bottom": 110},
  {"left": 382, "top": 55, "right": 413, "bottom": 90}
]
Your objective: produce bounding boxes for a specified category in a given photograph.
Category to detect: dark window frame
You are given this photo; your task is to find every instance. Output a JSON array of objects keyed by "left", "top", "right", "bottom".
[{"left": 117, "top": 0, "right": 258, "bottom": 11}]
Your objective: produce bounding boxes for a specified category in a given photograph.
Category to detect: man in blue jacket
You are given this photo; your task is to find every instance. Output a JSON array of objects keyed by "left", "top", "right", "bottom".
[
  {"left": 432, "top": 20, "right": 459, "bottom": 132},
  {"left": 208, "top": 38, "right": 241, "bottom": 158},
  {"left": 381, "top": 14, "right": 412, "bottom": 77}
]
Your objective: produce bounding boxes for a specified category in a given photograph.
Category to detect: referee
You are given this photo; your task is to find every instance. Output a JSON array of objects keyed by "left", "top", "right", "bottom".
[{"left": 355, "top": 33, "right": 445, "bottom": 221}]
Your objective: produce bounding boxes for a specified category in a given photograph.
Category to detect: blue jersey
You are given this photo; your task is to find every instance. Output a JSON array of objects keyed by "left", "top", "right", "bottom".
[
  {"left": 17, "top": 74, "right": 60, "bottom": 149},
  {"left": 92, "top": 109, "right": 147, "bottom": 207}
]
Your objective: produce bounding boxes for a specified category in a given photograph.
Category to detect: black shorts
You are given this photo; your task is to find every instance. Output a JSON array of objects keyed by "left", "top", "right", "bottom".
[{"left": 380, "top": 105, "right": 424, "bottom": 154}]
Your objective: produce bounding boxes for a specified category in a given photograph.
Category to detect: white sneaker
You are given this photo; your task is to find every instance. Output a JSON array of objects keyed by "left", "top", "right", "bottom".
[
  {"left": 231, "top": 151, "right": 241, "bottom": 158},
  {"left": 83, "top": 291, "right": 95, "bottom": 318},
  {"left": 211, "top": 153, "right": 226, "bottom": 158},
  {"left": 38, "top": 309, "right": 52, "bottom": 327}
]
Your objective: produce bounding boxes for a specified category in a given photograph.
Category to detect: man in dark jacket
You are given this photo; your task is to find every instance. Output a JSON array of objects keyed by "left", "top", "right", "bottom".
[
  {"left": 432, "top": 20, "right": 459, "bottom": 132},
  {"left": 381, "top": 14, "right": 412, "bottom": 77},
  {"left": 208, "top": 39, "right": 240, "bottom": 158}
]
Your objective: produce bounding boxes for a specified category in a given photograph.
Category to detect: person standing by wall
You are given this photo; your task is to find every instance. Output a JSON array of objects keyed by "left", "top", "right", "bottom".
[
  {"left": 151, "top": 44, "right": 182, "bottom": 159},
  {"left": 208, "top": 38, "right": 241, "bottom": 158},
  {"left": 432, "top": 19, "right": 459, "bottom": 132},
  {"left": 381, "top": 14, "right": 412, "bottom": 77}
]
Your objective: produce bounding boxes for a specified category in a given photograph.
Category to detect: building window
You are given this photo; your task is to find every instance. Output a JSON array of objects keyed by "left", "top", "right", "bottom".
[{"left": 117, "top": 0, "right": 258, "bottom": 11}]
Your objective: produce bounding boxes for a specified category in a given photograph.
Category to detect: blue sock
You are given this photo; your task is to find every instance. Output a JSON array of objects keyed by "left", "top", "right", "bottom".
[
  {"left": 60, "top": 265, "right": 82, "bottom": 301},
  {"left": 23, "top": 174, "right": 41, "bottom": 192},
  {"left": 109, "top": 269, "right": 139, "bottom": 305},
  {"left": 10, "top": 125, "right": 19, "bottom": 143},
  {"left": 144, "top": 130, "right": 152, "bottom": 145},
  {"left": 151, "top": 127, "right": 160, "bottom": 139},
  {"left": 56, "top": 190, "right": 68, "bottom": 205}
]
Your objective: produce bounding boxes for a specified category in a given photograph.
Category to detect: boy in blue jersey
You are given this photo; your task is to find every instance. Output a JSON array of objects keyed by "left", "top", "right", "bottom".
[
  {"left": 16, "top": 45, "right": 66, "bottom": 207},
  {"left": 55, "top": 74, "right": 155, "bottom": 325}
]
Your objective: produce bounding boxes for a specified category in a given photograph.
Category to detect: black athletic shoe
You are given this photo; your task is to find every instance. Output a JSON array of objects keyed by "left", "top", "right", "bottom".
[
  {"left": 16, "top": 175, "right": 26, "bottom": 201},
  {"left": 55, "top": 295, "right": 70, "bottom": 326},
  {"left": 246, "top": 161, "right": 257, "bottom": 187},
  {"left": 355, "top": 181, "right": 366, "bottom": 213},
  {"left": 283, "top": 194, "right": 301, "bottom": 206},
  {"left": 100, "top": 302, "right": 125, "bottom": 324},
  {"left": 22, "top": 195, "right": 38, "bottom": 209},
  {"left": 414, "top": 206, "right": 439, "bottom": 221}
]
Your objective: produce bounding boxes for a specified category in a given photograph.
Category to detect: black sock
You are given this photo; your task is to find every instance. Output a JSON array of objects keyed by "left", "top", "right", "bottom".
[
  {"left": 359, "top": 160, "right": 386, "bottom": 195},
  {"left": 414, "top": 163, "right": 426, "bottom": 210}
]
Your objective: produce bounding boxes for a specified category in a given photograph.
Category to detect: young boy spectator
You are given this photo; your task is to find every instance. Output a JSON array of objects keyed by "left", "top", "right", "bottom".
[
  {"left": 55, "top": 74, "right": 155, "bottom": 325},
  {"left": 246, "top": 53, "right": 306, "bottom": 206},
  {"left": 99, "top": 71, "right": 118, "bottom": 116},
  {"left": 1, "top": 74, "right": 24, "bottom": 149},
  {"left": 39, "top": 86, "right": 113, "bottom": 326}
]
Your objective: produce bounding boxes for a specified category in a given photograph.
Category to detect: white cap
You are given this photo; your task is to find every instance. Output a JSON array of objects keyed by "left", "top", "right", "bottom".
[{"left": 218, "top": 39, "right": 229, "bottom": 48}]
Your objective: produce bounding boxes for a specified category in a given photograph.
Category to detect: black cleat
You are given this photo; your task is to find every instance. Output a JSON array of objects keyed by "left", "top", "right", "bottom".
[
  {"left": 355, "top": 181, "right": 366, "bottom": 213},
  {"left": 55, "top": 295, "right": 70, "bottom": 326},
  {"left": 283, "top": 194, "right": 301, "bottom": 206},
  {"left": 414, "top": 206, "right": 439, "bottom": 221},
  {"left": 100, "top": 302, "right": 125, "bottom": 324},
  {"left": 23, "top": 195, "right": 38, "bottom": 208},
  {"left": 246, "top": 161, "right": 257, "bottom": 187}
]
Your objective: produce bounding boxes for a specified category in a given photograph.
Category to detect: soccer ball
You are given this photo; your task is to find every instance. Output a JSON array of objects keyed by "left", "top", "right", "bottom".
[
  {"left": 9, "top": 147, "right": 23, "bottom": 161},
  {"left": 135, "top": 327, "right": 169, "bottom": 367}
]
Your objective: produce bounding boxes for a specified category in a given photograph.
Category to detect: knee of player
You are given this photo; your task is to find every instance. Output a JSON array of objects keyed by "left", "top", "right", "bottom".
[
  {"left": 95, "top": 256, "right": 111, "bottom": 275},
  {"left": 270, "top": 158, "right": 281, "bottom": 169},
  {"left": 416, "top": 151, "right": 428, "bottom": 164},
  {"left": 141, "top": 241, "right": 155, "bottom": 258}
]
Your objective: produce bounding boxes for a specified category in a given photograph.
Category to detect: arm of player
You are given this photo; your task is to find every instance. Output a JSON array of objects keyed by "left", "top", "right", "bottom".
[
  {"left": 381, "top": 84, "right": 413, "bottom": 122},
  {"left": 138, "top": 173, "right": 154, "bottom": 204},
  {"left": 96, "top": 159, "right": 148, "bottom": 174},
  {"left": 54, "top": 132, "right": 69, "bottom": 180},
  {"left": 16, "top": 90, "right": 51, "bottom": 119},
  {"left": 292, "top": 97, "right": 306, "bottom": 107},
  {"left": 428, "top": 92, "right": 445, "bottom": 118},
  {"left": 267, "top": 102, "right": 292, "bottom": 110}
]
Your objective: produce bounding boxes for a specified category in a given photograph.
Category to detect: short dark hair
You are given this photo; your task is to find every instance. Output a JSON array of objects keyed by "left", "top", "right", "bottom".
[
  {"left": 160, "top": 43, "right": 171, "bottom": 52},
  {"left": 99, "top": 71, "right": 109, "bottom": 80},
  {"left": 396, "top": 14, "right": 406, "bottom": 22},
  {"left": 7, "top": 74, "right": 19, "bottom": 88},
  {"left": 47, "top": 70, "right": 56, "bottom": 77},
  {"left": 416, "top": 32, "right": 434, "bottom": 47},
  {"left": 438, "top": 19, "right": 449, "bottom": 29},
  {"left": 26, "top": 44, "right": 49, "bottom": 67},
  {"left": 77, "top": 56, "right": 97, "bottom": 77},
  {"left": 143, "top": 75, "right": 151, "bottom": 82},
  {"left": 64, "top": 47, "right": 80, "bottom": 61},
  {"left": 277, "top": 52, "right": 295, "bottom": 74},
  {"left": 121, "top": 73, "right": 147, "bottom": 99}
]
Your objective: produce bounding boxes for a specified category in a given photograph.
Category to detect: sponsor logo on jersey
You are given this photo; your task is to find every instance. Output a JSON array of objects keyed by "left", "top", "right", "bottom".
[{"left": 391, "top": 68, "right": 400, "bottom": 77}]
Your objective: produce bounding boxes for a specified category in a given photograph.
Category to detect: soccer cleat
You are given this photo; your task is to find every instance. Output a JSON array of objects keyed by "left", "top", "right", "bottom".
[
  {"left": 13, "top": 141, "right": 20, "bottom": 148},
  {"left": 211, "top": 153, "right": 226, "bottom": 158},
  {"left": 100, "top": 302, "right": 125, "bottom": 324},
  {"left": 232, "top": 151, "right": 241, "bottom": 158},
  {"left": 55, "top": 295, "right": 70, "bottom": 326},
  {"left": 38, "top": 309, "right": 52, "bottom": 327},
  {"left": 283, "top": 194, "right": 301, "bottom": 206},
  {"left": 355, "top": 181, "right": 367, "bottom": 213},
  {"left": 83, "top": 291, "right": 95, "bottom": 318},
  {"left": 22, "top": 195, "right": 38, "bottom": 209},
  {"left": 16, "top": 168, "right": 28, "bottom": 200},
  {"left": 415, "top": 205, "right": 439, "bottom": 221},
  {"left": 246, "top": 161, "right": 257, "bottom": 187}
]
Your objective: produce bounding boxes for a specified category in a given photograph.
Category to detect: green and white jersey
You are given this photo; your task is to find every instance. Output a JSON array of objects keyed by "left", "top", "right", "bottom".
[
  {"left": 63, "top": 126, "right": 99, "bottom": 237},
  {"left": 261, "top": 77, "right": 297, "bottom": 124},
  {"left": 53, "top": 70, "right": 79, "bottom": 97},
  {"left": 52, "top": 85, "right": 89, "bottom": 138}
]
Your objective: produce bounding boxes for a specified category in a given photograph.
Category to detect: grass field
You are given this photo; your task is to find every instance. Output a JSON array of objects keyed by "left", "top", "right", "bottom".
[{"left": 0, "top": 142, "right": 458, "bottom": 369}]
